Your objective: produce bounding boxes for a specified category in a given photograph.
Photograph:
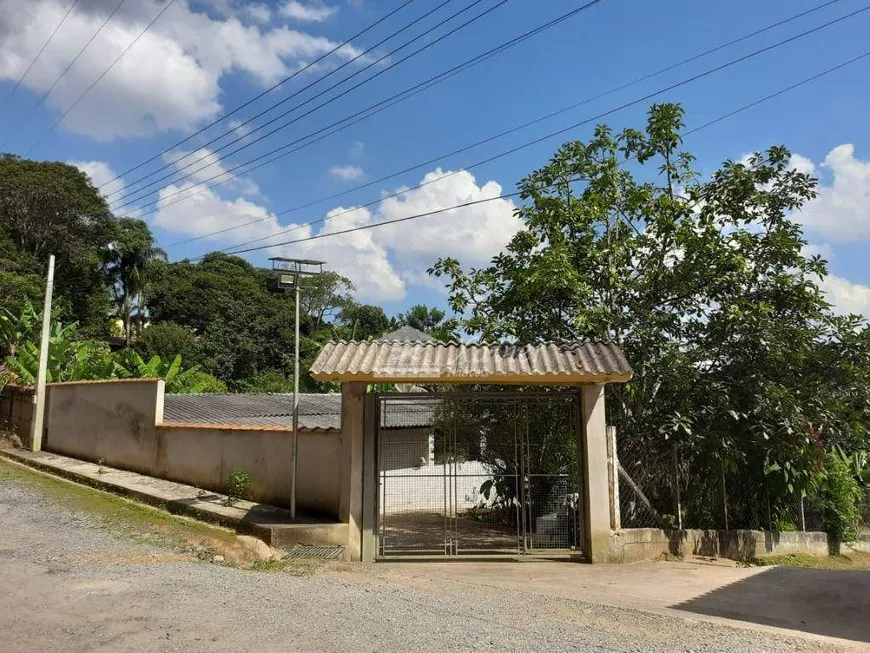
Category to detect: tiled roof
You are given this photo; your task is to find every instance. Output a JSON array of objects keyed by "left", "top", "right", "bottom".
[
  {"left": 311, "top": 340, "right": 631, "bottom": 384},
  {"left": 163, "top": 393, "right": 341, "bottom": 431}
]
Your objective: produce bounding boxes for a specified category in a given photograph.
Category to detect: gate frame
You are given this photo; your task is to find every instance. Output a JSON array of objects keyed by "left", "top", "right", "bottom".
[{"left": 362, "top": 389, "right": 593, "bottom": 562}]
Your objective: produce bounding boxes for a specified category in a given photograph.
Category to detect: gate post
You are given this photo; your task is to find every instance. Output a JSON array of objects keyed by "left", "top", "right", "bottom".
[
  {"left": 340, "top": 382, "right": 367, "bottom": 561},
  {"left": 361, "top": 393, "right": 378, "bottom": 562},
  {"left": 580, "top": 384, "right": 612, "bottom": 563}
]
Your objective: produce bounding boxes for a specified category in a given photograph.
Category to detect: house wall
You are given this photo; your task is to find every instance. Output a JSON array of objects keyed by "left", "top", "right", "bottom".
[
  {"left": 42, "top": 379, "right": 343, "bottom": 518},
  {"left": 378, "top": 427, "right": 432, "bottom": 471}
]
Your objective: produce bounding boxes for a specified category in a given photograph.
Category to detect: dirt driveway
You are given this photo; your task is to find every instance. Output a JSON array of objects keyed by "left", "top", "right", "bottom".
[{"left": 1, "top": 459, "right": 867, "bottom": 652}]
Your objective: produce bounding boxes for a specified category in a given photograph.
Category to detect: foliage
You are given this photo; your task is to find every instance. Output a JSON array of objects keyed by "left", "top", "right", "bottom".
[
  {"left": 103, "top": 218, "right": 166, "bottom": 347},
  {"left": 0, "top": 155, "right": 115, "bottom": 334},
  {"left": 235, "top": 368, "right": 294, "bottom": 393},
  {"left": 225, "top": 469, "right": 252, "bottom": 507},
  {"left": 339, "top": 304, "right": 390, "bottom": 340},
  {"left": 814, "top": 452, "right": 863, "bottom": 542},
  {"left": 0, "top": 298, "right": 39, "bottom": 357},
  {"left": 391, "top": 304, "right": 456, "bottom": 341},
  {"left": 137, "top": 322, "right": 198, "bottom": 363},
  {"left": 113, "top": 349, "right": 214, "bottom": 394},
  {"left": 430, "top": 104, "right": 870, "bottom": 526}
]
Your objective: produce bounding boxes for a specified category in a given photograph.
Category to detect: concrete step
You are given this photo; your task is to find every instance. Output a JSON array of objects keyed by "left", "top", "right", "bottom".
[{"left": 0, "top": 448, "right": 347, "bottom": 550}]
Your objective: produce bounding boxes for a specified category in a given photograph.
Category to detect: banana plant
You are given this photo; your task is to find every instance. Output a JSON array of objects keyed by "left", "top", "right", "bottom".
[{"left": 0, "top": 299, "right": 39, "bottom": 357}]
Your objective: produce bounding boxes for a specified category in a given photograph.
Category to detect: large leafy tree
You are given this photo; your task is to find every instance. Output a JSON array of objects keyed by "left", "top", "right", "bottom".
[
  {"left": 145, "top": 253, "right": 354, "bottom": 389},
  {"left": 431, "top": 104, "right": 870, "bottom": 526},
  {"left": 0, "top": 155, "right": 115, "bottom": 333}
]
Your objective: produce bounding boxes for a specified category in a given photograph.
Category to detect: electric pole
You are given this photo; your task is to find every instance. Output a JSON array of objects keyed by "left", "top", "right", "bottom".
[{"left": 31, "top": 254, "right": 55, "bottom": 452}]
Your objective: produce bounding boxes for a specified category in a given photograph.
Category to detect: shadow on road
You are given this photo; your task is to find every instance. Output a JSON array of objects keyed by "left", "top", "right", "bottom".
[{"left": 673, "top": 565, "right": 870, "bottom": 643}]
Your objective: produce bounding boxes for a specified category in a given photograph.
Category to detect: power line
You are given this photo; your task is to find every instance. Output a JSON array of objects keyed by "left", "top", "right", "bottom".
[
  {"left": 161, "top": 1, "right": 602, "bottom": 248},
  {"left": 160, "top": 0, "right": 842, "bottom": 249},
  {"left": 0, "top": 0, "right": 126, "bottom": 149},
  {"left": 109, "top": 0, "right": 505, "bottom": 210},
  {"left": 105, "top": 0, "right": 463, "bottom": 201},
  {"left": 25, "top": 0, "right": 177, "bottom": 155},
  {"left": 45, "top": 46, "right": 870, "bottom": 286},
  {"left": 217, "top": 48, "right": 870, "bottom": 259},
  {"left": 127, "top": 0, "right": 605, "bottom": 223},
  {"left": 216, "top": 3, "right": 870, "bottom": 255},
  {"left": 0, "top": 0, "right": 80, "bottom": 108},
  {"left": 99, "top": 0, "right": 421, "bottom": 190}
]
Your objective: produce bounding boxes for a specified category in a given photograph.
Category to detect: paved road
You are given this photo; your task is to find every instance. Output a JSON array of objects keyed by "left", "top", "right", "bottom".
[{"left": 0, "top": 472, "right": 859, "bottom": 652}]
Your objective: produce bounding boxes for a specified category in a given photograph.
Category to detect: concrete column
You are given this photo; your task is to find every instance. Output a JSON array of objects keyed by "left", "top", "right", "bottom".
[
  {"left": 339, "top": 382, "right": 366, "bottom": 561},
  {"left": 580, "top": 384, "right": 611, "bottom": 563}
]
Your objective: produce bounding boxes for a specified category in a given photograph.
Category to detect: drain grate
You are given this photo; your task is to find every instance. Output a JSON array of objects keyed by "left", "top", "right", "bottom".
[{"left": 284, "top": 545, "right": 345, "bottom": 560}]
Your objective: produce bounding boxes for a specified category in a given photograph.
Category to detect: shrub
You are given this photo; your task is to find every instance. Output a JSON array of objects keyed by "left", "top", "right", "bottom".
[
  {"left": 816, "top": 452, "right": 863, "bottom": 543},
  {"left": 138, "top": 322, "right": 198, "bottom": 363},
  {"left": 234, "top": 368, "right": 293, "bottom": 393}
]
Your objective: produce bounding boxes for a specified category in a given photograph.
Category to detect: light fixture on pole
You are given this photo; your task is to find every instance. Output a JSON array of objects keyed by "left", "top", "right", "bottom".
[{"left": 268, "top": 257, "right": 325, "bottom": 521}]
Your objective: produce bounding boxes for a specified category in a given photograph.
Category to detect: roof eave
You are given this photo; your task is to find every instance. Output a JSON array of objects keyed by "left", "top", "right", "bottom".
[{"left": 310, "top": 371, "right": 633, "bottom": 385}]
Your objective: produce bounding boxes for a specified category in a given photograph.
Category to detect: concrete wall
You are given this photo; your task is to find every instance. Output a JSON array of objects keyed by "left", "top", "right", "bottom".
[
  {"left": 609, "top": 528, "right": 832, "bottom": 563},
  {"left": 379, "top": 428, "right": 431, "bottom": 471},
  {"left": 0, "top": 384, "right": 35, "bottom": 446},
  {"left": 42, "top": 379, "right": 343, "bottom": 518}
]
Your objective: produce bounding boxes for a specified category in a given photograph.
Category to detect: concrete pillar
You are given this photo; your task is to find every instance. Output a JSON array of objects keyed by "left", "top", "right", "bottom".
[
  {"left": 339, "top": 382, "right": 366, "bottom": 561},
  {"left": 580, "top": 384, "right": 611, "bottom": 563}
]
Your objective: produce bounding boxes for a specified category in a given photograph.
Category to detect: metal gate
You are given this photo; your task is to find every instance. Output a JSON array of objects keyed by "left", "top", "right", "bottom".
[{"left": 375, "top": 392, "right": 584, "bottom": 559}]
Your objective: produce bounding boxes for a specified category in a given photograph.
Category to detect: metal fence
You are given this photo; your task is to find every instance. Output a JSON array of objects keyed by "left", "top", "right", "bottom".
[
  {"left": 614, "top": 430, "right": 863, "bottom": 534},
  {"left": 376, "top": 391, "right": 583, "bottom": 558}
]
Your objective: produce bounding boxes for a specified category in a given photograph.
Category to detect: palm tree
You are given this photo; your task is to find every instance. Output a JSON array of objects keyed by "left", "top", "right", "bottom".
[{"left": 104, "top": 219, "right": 166, "bottom": 347}]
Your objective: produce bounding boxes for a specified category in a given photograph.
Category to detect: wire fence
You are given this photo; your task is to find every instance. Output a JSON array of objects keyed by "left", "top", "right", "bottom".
[{"left": 614, "top": 429, "right": 864, "bottom": 534}]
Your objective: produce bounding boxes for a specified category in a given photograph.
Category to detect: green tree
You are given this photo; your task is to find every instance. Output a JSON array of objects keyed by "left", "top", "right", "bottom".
[
  {"left": 0, "top": 155, "right": 115, "bottom": 334},
  {"left": 104, "top": 218, "right": 166, "bottom": 347},
  {"left": 146, "top": 253, "right": 354, "bottom": 388},
  {"left": 340, "top": 303, "right": 390, "bottom": 340},
  {"left": 431, "top": 104, "right": 870, "bottom": 526},
  {"left": 391, "top": 304, "right": 456, "bottom": 340},
  {"left": 137, "top": 321, "right": 198, "bottom": 363}
]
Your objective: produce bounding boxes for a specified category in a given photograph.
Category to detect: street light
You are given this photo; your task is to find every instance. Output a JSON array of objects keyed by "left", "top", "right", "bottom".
[{"left": 268, "top": 257, "right": 325, "bottom": 520}]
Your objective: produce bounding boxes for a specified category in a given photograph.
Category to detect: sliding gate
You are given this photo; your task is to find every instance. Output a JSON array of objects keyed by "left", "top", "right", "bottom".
[{"left": 376, "top": 392, "right": 584, "bottom": 559}]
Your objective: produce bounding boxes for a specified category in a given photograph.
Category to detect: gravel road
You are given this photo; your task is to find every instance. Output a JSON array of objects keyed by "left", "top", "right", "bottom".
[{"left": 0, "top": 468, "right": 855, "bottom": 653}]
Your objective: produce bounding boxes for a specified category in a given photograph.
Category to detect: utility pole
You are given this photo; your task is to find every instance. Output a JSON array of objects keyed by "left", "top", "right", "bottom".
[
  {"left": 267, "top": 257, "right": 325, "bottom": 521},
  {"left": 31, "top": 254, "right": 55, "bottom": 452}
]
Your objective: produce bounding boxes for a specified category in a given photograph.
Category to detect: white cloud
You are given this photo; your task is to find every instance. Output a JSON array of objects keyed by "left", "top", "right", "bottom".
[
  {"left": 0, "top": 0, "right": 362, "bottom": 141},
  {"left": 330, "top": 164, "right": 364, "bottom": 181},
  {"left": 802, "top": 242, "right": 835, "bottom": 261},
  {"left": 350, "top": 140, "right": 364, "bottom": 156},
  {"left": 789, "top": 153, "right": 815, "bottom": 176},
  {"left": 280, "top": 1, "right": 337, "bottom": 22},
  {"left": 243, "top": 3, "right": 272, "bottom": 24},
  {"left": 151, "top": 168, "right": 518, "bottom": 302},
  {"left": 375, "top": 168, "right": 520, "bottom": 268},
  {"left": 793, "top": 144, "right": 870, "bottom": 242},
  {"left": 69, "top": 160, "right": 125, "bottom": 199},
  {"left": 819, "top": 274, "right": 870, "bottom": 317}
]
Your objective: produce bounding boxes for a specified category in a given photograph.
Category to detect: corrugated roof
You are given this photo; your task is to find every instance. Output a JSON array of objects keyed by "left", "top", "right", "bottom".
[
  {"left": 162, "top": 392, "right": 438, "bottom": 430},
  {"left": 310, "top": 340, "right": 632, "bottom": 384},
  {"left": 163, "top": 393, "right": 341, "bottom": 431}
]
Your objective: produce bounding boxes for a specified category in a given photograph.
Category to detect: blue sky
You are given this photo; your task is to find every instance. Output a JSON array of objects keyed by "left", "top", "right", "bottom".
[{"left": 1, "top": 0, "right": 868, "bottom": 317}]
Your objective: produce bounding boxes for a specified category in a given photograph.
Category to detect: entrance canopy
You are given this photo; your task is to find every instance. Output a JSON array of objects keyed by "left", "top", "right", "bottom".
[{"left": 310, "top": 340, "right": 632, "bottom": 385}]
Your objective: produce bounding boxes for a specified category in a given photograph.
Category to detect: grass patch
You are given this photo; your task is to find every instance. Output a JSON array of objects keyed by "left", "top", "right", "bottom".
[
  {"left": 748, "top": 551, "right": 870, "bottom": 570},
  {"left": 0, "top": 458, "right": 273, "bottom": 567}
]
